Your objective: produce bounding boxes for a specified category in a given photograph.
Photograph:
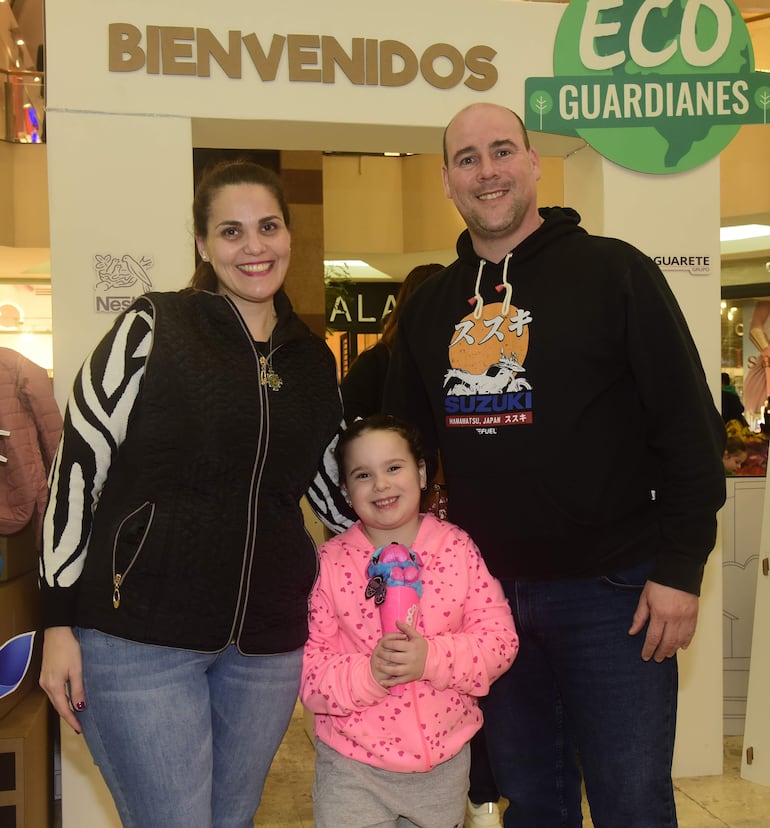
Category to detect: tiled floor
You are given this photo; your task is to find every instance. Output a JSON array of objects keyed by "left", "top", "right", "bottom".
[{"left": 254, "top": 703, "right": 770, "bottom": 827}]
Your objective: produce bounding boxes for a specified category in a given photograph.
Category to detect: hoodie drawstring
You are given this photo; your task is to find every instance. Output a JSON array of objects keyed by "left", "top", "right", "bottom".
[
  {"left": 468, "top": 253, "right": 513, "bottom": 319},
  {"left": 470, "top": 259, "right": 486, "bottom": 320},
  {"left": 497, "top": 253, "right": 513, "bottom": 317}
]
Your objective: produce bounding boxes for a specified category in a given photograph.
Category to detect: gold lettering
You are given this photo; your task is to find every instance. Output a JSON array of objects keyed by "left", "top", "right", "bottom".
[
  {"left": 106, "top": 24, "right": 498, "bottom": 91},
  {"left": 197, "top": 29, "right": 242, "bottom": 78},
  {"left": 108, "top": 23, "right": 144, "bottom": 72},
  {"left": 287, "top": 34, "right": 322, "bottom": 82},
  {"left": 243, "top": 33, "right": 285, "bottom": 81},
  {"left": 379, "top": 40, "right": 417, "bottom": 87},
  {"left": 160, "top": 27, "right": 195, "bottom": 76},
  {"left": 365, "top": 39, "right": 378, "bottom": 85},
  {"left": 464, "top": 45, "right": 497, "bottom": 92},
  {"left": 147, "top": 26, "right": 160, "bottom": 75},
  {"left": 321, "top": 36, "right": 365, "bottom": 85},
  {"left": 421, "top": 43, "right": 464, "bottom": 90}
]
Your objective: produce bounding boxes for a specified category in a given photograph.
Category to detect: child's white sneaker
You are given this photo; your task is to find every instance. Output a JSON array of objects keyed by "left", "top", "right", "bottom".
[{"left": 464, "top": 798, "right": 503, "bottom": 828}]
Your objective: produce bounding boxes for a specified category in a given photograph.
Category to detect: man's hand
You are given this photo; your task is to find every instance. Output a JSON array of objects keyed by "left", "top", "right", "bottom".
[{"left": 629, "top": 581, "right": 699, "bottom": 663}]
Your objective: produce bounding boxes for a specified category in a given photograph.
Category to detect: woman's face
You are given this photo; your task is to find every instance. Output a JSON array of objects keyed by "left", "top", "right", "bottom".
[{"left": 196, "top": 183, "right": 291, "bottom": 310}]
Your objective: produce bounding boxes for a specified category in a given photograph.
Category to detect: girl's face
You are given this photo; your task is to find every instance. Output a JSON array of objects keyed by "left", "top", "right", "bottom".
[
  {"left": 195, "top": 183, "right": 290, "bottom": 313},
  {"left": 343, "top": 429, "right": 426, "bottom": 547},
  {"left": 723, "top": 450, "right": 747, "bottom": 474}
]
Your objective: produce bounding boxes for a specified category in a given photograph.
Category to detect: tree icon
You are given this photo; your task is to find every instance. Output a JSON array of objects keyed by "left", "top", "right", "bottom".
[
  {"left": 529, "top": 90, "right": 553, "bottom": 130},
  {"left": 756, "top": 87, "right": 770, "bottom": 124}
]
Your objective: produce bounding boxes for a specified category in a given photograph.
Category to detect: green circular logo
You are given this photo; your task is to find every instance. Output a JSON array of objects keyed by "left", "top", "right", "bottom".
[{"left": 550, "top": 0, "right": 754, "bottom": 174}]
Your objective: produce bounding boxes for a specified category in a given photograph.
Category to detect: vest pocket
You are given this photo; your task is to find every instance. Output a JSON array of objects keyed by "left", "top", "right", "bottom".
[{"left": 111, "top": 501, "right": 156, "bottom": 609}]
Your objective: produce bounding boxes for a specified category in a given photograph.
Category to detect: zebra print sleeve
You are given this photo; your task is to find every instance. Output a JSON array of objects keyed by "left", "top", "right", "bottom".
[
  {"left": 305, "top": 419, "right": 356, "bottom": 535},
  {"left": 40, "top": 302, "right": 154, "bottom": 627}
]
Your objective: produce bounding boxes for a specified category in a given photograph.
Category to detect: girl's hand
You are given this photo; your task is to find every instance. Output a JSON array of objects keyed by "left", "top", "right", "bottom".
[
  {"left": 370, "top": 621, "right": 427, "bottom": 689},
  {"left": 39, "top": 627, "right": 85, "bottom": 734}
]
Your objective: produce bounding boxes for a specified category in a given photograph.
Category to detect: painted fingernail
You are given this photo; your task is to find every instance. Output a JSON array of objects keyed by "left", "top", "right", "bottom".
[{"left": 75, "top": 700, "right": 86, "bottom": 711}]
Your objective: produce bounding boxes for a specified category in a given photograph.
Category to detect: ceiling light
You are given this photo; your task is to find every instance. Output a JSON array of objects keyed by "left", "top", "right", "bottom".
[{"left": 720, "top": 224, "right": 770, "bottom": 242}]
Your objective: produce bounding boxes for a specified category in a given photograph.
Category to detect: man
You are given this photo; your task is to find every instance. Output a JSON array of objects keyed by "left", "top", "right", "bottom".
[{"left": 383, "top": 102, "right": 726, "bottom": 827}]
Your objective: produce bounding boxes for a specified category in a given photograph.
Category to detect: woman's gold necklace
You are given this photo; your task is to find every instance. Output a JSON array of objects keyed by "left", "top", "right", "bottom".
[{"left": 259, "top": 333, "right": 282, "bottom": 391}]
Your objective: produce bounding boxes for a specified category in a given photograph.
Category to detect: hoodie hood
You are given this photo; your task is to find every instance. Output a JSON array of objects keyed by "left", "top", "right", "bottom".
[{"left": 455, "top": 207, "right": 585, "bottom": 318}]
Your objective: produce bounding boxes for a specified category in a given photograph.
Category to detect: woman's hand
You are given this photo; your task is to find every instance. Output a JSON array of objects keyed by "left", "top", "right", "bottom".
[{"left": 39, "top": 627, "right": 85, "bottom": 734}]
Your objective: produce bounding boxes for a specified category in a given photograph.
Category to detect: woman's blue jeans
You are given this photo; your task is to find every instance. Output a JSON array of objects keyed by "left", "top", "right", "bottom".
[
  {"left": 483, "top": 561, "right": 678, "bottom": 828},
  {"left": 75, "top": 628, "right": 303, "bottom": 828}
]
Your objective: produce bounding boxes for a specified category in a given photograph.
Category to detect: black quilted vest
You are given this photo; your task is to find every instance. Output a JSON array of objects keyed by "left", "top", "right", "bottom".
[{"left": 75, "top": 289, "right": 341, "bottom": 654}]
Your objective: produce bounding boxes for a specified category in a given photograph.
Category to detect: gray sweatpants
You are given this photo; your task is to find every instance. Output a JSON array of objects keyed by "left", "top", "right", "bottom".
[{"left": 313, "top": 739, "right": 470, "bottom": 828}]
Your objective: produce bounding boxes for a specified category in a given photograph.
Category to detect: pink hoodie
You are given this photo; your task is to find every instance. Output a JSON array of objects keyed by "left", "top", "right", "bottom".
[{"left": 300, "top": 513, "right": 518, "bottom": 772}]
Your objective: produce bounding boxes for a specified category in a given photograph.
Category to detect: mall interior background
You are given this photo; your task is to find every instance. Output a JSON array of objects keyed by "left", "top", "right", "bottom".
[{"left": 1, "top": 0, "right": 770, "bottom": 824}]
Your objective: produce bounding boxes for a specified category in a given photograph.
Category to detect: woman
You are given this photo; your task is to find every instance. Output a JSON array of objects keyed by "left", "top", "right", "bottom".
[
  {"left": 340, "top": 262, "right": 443, "bottom": 423},
  {"left": 38, "top": 160, "right": 343, "bottom": 827}
]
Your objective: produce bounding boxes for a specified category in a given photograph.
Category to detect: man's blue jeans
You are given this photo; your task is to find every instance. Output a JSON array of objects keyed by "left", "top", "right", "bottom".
[
  {"left": 75, "top": 628, "right": 303, "bottom": 828},
  {"left": 484, "top": 561, "right": 678, "bottom": 828}
]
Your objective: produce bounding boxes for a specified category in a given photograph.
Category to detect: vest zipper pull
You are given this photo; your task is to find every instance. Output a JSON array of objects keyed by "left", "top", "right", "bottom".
[{"left": 113, "top": 573, "right": 122, "bottom": 609}]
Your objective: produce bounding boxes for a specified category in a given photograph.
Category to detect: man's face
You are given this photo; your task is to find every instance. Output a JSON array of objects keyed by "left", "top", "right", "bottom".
[{"left": 442, "top": 104, "right": 541, "bottom": 256}]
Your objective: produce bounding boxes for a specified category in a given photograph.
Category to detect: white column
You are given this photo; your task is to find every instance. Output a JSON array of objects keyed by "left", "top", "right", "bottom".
[
  {"left": 563, "top": 149, "right": 724, "bottom": 777},
  {"left": 46, "top": 109, "right": 194, "bottom": 826},
  {"left": 46, "top": 109, "right": 194, "bottom": 406}
]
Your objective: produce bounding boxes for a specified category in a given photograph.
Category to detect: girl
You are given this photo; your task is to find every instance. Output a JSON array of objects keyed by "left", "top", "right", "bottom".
[{"left": 300, "top": 415, "right": 518, "bottom": 828}]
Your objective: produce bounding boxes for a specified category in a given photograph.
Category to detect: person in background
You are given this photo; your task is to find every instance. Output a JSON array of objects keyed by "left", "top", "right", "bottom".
[
  {"left": 0, "top": 348, "right": 62, "bottom": 543},
  {"left": 341, "top": 262, "right": 444, "bottom": 423},
  {"left": 384, "top": 102, "right": 726, "bottom": 827},
  {"left": 38, "top": 160, "right": 344, "bottom": 828},
  {"left": 723, "top": 435, "right": 748, "bottom": 474},
  {"left": 721, "top": 371, "right": 746, "bottom": 426},
  {"left": 301, "top": 415, "right": 518, "bottom": 828}
]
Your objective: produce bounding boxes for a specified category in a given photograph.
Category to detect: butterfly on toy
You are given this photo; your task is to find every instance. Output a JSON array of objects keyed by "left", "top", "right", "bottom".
[{"left": 365, "top": 575, "right": 387, "bottom": 606}]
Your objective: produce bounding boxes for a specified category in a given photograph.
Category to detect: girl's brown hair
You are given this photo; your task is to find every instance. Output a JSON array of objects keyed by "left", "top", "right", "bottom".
[{"left": 335, "top": 415, "right": 425, "bottom": 481}]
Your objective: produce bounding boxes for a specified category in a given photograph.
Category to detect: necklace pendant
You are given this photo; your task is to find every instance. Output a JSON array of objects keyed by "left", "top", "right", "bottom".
[
  {"left": 266, "top": 369, "right": 283, "bottom": 391},
  {"left": 259, "top": 355, "right": 268, "bottom": 386}
]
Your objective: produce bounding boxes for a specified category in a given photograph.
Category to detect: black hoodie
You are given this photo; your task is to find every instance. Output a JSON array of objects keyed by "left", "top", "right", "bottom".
[{"left": 384, "top": 207, "right": 725, "bottom": 594}]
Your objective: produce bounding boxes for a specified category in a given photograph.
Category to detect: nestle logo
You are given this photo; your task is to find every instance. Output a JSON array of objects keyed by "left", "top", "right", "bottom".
[{"left": 95, "top": 295, "right": 134, "bottom": 313}]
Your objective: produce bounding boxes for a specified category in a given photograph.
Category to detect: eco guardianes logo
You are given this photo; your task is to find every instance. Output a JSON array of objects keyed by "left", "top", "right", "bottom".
[{"left": 525, "top": 0, "right": 770, "bottom": 174}]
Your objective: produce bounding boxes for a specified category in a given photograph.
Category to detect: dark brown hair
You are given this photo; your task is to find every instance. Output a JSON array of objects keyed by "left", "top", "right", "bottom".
[
  {"left": 380, "top": 263, "right": 444, "bottom": 348},
  {"left": 189, "top": 160, "right": 290, "bottom": 291},
  {"left": 335, "top": 415, "right": 425, "bottom": 482}
]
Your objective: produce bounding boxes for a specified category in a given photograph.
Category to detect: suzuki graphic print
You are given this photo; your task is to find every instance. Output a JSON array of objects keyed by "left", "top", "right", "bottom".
[{"left": 443, "top": 294, "right": 533, "bottom": 431}]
